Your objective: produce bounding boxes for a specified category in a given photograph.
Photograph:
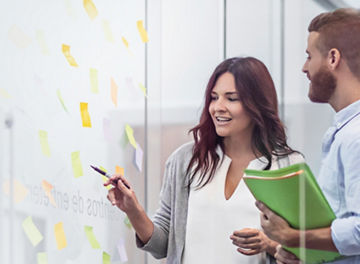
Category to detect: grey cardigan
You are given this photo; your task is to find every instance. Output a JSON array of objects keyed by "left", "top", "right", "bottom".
[{"left": 136, "top": 142, "right": 303, "bottom": 263}]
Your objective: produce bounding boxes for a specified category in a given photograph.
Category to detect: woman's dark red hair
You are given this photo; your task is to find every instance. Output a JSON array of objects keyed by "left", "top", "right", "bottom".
[{"left": 187, "top": 57, "right": 295, "bottom": 188}]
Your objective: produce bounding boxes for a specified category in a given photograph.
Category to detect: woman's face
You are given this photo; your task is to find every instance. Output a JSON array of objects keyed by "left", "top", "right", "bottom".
[{"left": 208, "top": 72, "right": 253, "bottom": 140}]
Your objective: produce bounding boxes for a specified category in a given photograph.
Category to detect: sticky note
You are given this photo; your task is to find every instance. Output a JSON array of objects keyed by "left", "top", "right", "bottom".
[
  {"left": 41, "top": 180, "right": 57, "bottom": 207},
  {"left": 134, "top": 144, "right": 143, "bottom": 172},
  {"left": 39, "top": 130, "right": 51, "bottom": 157},
  {"left": 37, "top": 252, "right": 48, "bottom": 264},
  {"left": 115, "top": 166, "right": 124, "bottom": 176},
  {"left": 83, "top": 0, "right": 98, "bottom": 20},
  {"left": 8, "top": 25, "right": 31, "bottom": 49},
  {"left": 80, "top": 102, "right": 92, "bottom": 127},
  {"left": 125, "top": 124, "right": 137, "bottom": 149},
  {"left": 117, "top": 238, "right": 128, "bottom": 262},
  {"left": 103, "top": 118, "right": 112, "bottom": 142},
  {"left": 56, "top": 89, "right": 68, "bottom": 113},
  {"left": 102, "top": 175, "right": 111, "bottom": 190},
  {"left": 120, "top": 132, "right": 129, "bottom": 149},
  {"left": 64, "top": 0, "right": 76, "bottom": 19},
  {"left": 2, "top": 179, "right": 29, "bottom": 203},
  {"left": 102, "top": 20, "right": 114, "bottom": 43},
  {"left": 54, "top": 222, "right": 67, "bottom": 250},
  {"left": 136, "top": 20, "right": 149, "bottom": 43},
  {"left": 36, "top": 30, "right": 49, "bottom": 55},
  {"left": 90, "top": 68, "right": 98, "bottom": 93},
  {"left": 139, "top": 83, "right": 147, "bottom": 97},
  {"left": 103, "top": 251, "right": 111, "bottom": 264},
  {"left": 124, "top": 216, "right": 132, "bottom": 229},
  {"left": 22, "top": 216, "right": 43, "bottom": 246},
  {"left": 84, "top": 225, "right": 101, "bottom": 249},
  {"left": 62, "top": 44, "right": 78, "bottom": 67},
  {"left": 110, "top": 78, "right": 118, "bottom": 107},
  {"left": 71, "top": 151, "right": 83, "bottom": 178},
  {"left": 0, "top": 88, "right": 11, "bottom": 99},
  {"left": 121, "top": 36, "right": 129, "bottom": 49}
]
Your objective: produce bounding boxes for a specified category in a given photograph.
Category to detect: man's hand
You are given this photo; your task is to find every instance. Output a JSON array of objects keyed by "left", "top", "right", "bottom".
[
  {"left": 274, "top": 245, "right": 301, "bottom": 264},
  {"left": 255, "top": 201, "right": 299, "bottom": 247}
]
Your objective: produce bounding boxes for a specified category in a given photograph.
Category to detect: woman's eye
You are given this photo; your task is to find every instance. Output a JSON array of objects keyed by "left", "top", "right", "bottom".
[
  {"left": 211, "top": 96, "right": 217, "bottom": 101},
  {"left": 228, "top": 97, "right": 239, "bottom": 101}
]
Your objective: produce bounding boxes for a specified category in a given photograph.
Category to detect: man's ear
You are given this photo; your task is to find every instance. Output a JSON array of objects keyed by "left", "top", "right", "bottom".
[{"left": 327, "top": 48, "right": 341, "bottom": 70}]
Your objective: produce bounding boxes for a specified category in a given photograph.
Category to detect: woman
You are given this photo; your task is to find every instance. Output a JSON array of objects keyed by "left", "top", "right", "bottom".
[{"left": 105, "top": 57, "right": 304, "bottom": 263}]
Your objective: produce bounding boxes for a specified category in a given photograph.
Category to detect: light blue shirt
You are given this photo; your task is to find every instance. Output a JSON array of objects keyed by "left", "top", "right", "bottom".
[{"left": 317, "top": 99, "right": 360, "bottom": 263}]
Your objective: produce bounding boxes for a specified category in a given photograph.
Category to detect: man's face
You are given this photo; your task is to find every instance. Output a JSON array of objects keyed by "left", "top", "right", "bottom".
[{"left": 302, "top": 32, "right": 336, "bottom": 103}]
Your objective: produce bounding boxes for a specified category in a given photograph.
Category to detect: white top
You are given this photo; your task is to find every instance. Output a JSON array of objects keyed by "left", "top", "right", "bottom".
[{"left": 182, "top": 154, "right": 270, "bottom": 264}]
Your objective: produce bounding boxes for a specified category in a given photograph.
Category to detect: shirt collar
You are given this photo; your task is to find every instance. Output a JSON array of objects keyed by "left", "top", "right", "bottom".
[{"left": 333, "top": 99, "right": 360, "bottom": 130}]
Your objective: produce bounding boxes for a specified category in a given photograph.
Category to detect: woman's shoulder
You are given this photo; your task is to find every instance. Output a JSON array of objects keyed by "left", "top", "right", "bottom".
[
  {"left": 274, "top": 151, "right": 305, "bottom": 167},
  {"left": 166, "top": 141, "right": 194, "bottom": 164}
]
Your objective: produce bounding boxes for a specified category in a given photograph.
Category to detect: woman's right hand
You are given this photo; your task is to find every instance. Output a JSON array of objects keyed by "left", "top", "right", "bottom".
[
  {"left": 275, "top": 245, "right": 301, "bottom": 264},
  {"left": 104, "top": 174, "right": 140, "bottom": 214}
]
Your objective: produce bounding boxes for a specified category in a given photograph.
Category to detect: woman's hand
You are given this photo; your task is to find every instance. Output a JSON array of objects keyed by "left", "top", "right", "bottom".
[
  {"left": 104, "top": 174, "right": 140, "bottom": 214},
  {"left": 230, "top": 228, "right": 278, "bottom": 256}
]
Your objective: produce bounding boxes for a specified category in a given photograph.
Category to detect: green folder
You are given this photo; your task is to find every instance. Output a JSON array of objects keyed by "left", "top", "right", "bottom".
[{"left": 244, "top": 162, "right": 343, "bottom": 264}]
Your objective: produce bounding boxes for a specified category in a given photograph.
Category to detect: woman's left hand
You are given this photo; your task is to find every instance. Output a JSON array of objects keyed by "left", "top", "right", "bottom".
[{"left": 230, "top": 228, "right": 278, "bottom": 256}]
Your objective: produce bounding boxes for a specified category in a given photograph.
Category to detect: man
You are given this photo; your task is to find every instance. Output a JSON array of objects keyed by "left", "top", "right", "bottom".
[{"left": 256, "top": 8, "right": 360, "bottom": 264}]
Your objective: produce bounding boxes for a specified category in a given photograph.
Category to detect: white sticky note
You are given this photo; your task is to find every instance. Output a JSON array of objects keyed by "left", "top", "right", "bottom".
[
  {"left": 134, "top": 144, "right": 143, "bottom": 172},
  {"left": 117, "top": 238, "right": 128, "bottom": 263}
]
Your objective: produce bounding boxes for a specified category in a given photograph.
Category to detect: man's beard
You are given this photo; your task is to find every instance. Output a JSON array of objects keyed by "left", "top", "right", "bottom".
[{"left": 308, "top": 66, "right": 337, "bottom": 103}]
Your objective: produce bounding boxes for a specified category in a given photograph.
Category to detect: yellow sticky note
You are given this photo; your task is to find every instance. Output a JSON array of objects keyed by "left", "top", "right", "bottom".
[
  {"left": 121, "top": 36, "right": 129, "bottom": 49},
  {"left": 38, "top": 130, "right": 51, "bottom": 157},
  {"left": 56, "top": 89, "right": 68, "bottom": 112},
  {"left": 136, "top": 20, "right": 149, "bottom": 43},
  {"left": 64, "top": 0, "right": 76, "bottom": 19},
  {"left": 90, "top": 68, "right": 98, "bottom": 93},
  {"left": 62, "top": 44, "right": 78, "bottom": 67},
  {"left": 3, "top": 179, "right": 29, "bottom": 203},
  {"left": 115, "top": 166, "right": 124, "bottom": 176},
  {"left": 80, "top": 102, "right": 92, "bottom": 127},
  {"left": 102, "top": 20, "right": 114, "bottom": 42},
  {"left": 37, "top": 252, "right": 48, "bottom": 264},
  {"left": 22, "top": 216, "right": 43, "bottom": 246},
  {"left": 71, "top": 151, "right": 83, "bottom": 178},
  {"left": 102, "top": 175, "right": 111, "bottom": 190},
  {"left": 110, "top": 78, "right": 118, "bottom": 107},
  {"left": 54, "top": 222, "right": 67, "bottom": 250},
  {"left": 125, "top": 124, "right": 137, "bottom": 148},
  {"left": 41, "top": 180, "right": 57, "bottom": 207},
  {"left": 139, "top": 83, "right": 147, "bottom": 97},
  {"left": 84, "top": 225, "right": 101, "bottom": 249},
  {"left": 8, "top": 25, "right": 31, "bottom": 49},
  {"left": 103, "top": 251, "right": 111, "bottom": 264},
  {"left": 0, "top": 88, "right": 12, "bottom": 99},
  {"left": 83, "top": 0, "right": 98, "bottom": 20},
  {"left": 36, "top": 30, "right": 49, "bottom": 55}
]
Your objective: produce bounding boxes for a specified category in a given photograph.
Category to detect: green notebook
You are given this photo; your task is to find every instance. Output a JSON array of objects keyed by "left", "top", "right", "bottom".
[{"left": 243, "top": 162, "right": 343, "bottom": 264}]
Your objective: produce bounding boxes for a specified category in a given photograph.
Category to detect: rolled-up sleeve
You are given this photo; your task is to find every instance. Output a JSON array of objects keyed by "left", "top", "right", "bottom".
[{"left": 331, "top": 216, "right": 360, "bottom": 255}]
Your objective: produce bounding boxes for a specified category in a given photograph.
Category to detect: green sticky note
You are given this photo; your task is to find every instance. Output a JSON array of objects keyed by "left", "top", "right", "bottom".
[
  {"left": 37, "top": 252, "right": 48, "bottom": 264},
  {"left": 71, "top": 151, "right": 83, "bottom": 178},
  {"left": 22, "top": 216, "right": 43, "bottom": 246},
  {"left": 90, "top": 68, "right": 99, "bottom": 93},
  {"left": 84, "top": 225, "right": 101, "bottom": 249},
  {"left": 56, "top": 89, "right": 68, "bottom": 113},
  {"left": 103, "top": 251, "right": 111, "bottom": 264},
  {"left": 39, "top": 130, "right": 51, "bottom": 157},
  {"left": 125, "top": 124, "right": 137, "bottom": 149},
  {"left": 124, "top": 216, "right": 132, "bottom": 229}
]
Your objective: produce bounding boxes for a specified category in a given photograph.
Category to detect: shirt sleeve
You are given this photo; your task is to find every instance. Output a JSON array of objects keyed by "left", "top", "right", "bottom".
[
  {"left": 135, "top": 155, "right": 176, "bottom": 259},
  {"left": 331, "top": 137, "right": 360, "bottom": 255}
]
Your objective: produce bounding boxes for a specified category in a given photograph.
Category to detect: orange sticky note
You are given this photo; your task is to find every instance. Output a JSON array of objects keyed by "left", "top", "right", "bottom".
[
  {"left": 115, "top": 166, "right": 124, "bottom": 176},
  {"left": 41, "top": 180, "right": 57, "bottom": 207},
  {"left": 54, "top": 222, "right": 67, "bottom": 250},
  {"left": 80, "top": 102, "right": 91, "bottom": 127},
  {"left": 137, "top": 20, "right": 149, "bottom": 43},
  {"left": 110, "top": 78, "right": 118, "bottom": 107},
  {"left": 83, "top": 0, "right": 98, "bottom": 20},
  {"left": 3, "top": 179, "right": 29, "bottom": 203},
  {"left": 62, "top": 44, "right": 78, "bottom": 67}
]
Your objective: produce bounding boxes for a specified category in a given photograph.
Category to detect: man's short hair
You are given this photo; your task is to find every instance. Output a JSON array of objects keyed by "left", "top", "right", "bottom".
[{"left": 308, "top": 8, "right": 360, "bottom": 78}]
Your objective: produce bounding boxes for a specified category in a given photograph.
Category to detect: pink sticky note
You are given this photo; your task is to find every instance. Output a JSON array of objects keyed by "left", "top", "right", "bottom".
[
  {"left": 133, "top": 144, "right": 143, "bottom": 172},
  {"left": 117, "top": 238, "right": 128, "bottom": 262}
]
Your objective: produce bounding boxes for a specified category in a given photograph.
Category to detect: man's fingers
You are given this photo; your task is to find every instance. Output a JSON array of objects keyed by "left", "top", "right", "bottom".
[
  {"left": 275, "top": 245, "right": 301, "bottom": 264},
  {"left": 233, "top": 228, "right": 259, "bottom": 237},
  {"left": 237, "top": 247, "right": 259, "bottom": 256}
]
